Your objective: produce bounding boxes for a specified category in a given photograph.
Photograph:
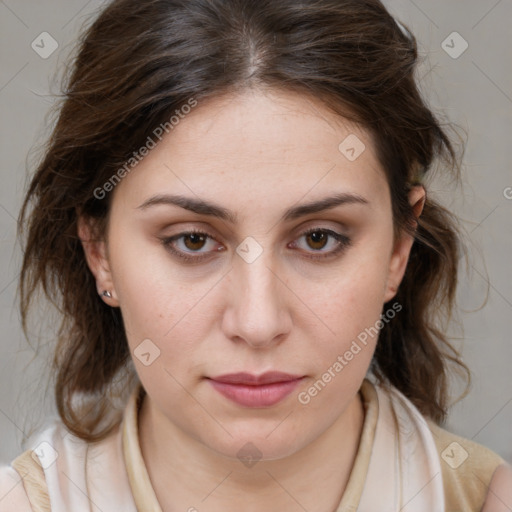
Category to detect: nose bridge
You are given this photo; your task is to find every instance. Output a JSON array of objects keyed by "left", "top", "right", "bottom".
[
  {"left": 225, "top": 243, "right": 291, "bottom": 347},
  {"left": 236, "top": 234, "right": 278, "bottom": 296},
  {"left": 239, "top": 253, "right": 278, "bottom": 306}
]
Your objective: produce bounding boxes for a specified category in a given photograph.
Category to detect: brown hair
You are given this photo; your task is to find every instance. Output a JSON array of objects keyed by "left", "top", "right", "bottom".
[{"left": 18, "top": 0, "right": 469, "bottom": 442}]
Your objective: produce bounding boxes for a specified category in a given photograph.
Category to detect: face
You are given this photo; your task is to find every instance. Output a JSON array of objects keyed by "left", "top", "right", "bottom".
[{"left": 80, "top": 87, "right": 422, "bottom": 461}]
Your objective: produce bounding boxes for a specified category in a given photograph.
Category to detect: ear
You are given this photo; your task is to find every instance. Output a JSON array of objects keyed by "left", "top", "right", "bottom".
[
  {"left": 77, "top": 215, "right": 119, "bottom": 307},
  {"left": 383, "top": 185, "right": 426, "bottom": 303}
]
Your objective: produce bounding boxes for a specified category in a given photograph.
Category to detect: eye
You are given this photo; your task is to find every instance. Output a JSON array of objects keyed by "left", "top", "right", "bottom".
[
  {"left": 161, "top": 227, "right": 351, "bottom": 264},
  {"left": 161, "top": 229, "right": 223, "bottom": 262},
  {"left": 290, "top": 228, "right": 352, "bottom": 260}
]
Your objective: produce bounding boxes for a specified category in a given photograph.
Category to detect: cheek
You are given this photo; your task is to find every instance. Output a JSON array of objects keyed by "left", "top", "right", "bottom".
[
  {"left": 294, "top": 267, "right": 390, "bottom": 415},
  {"left": 299, "top": 244, "right": 392, "bottom": 384},
  {"left": 313, "top": 253, "right": 390, "bottom": 337},
  {"left": 108, "top": 231, "right": 211, "bottom": 348}
]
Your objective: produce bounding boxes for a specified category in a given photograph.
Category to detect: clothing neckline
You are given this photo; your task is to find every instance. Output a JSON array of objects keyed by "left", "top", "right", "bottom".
[{"left": 121, "top": 378, "right": 379, "bottom": 511}]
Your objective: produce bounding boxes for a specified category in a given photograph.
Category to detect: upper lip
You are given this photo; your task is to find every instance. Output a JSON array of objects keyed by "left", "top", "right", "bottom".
[{"left": 208, "top": 372, "right": 304, "bottom": 385}]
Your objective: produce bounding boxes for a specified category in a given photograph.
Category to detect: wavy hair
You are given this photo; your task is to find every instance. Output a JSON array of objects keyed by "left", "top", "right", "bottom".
[{"left": 19, "top": 0, "right": 469, "bottom": 442}]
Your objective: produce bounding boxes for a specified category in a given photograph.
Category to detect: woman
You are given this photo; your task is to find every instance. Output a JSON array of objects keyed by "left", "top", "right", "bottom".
[{"left": 1, "top": 0, "right": 511, "bottom": 510}]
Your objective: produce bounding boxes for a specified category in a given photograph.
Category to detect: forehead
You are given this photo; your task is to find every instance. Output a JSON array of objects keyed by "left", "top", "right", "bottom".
[{"left": 112, "top": 88, "right": 389, "bottom": 213}]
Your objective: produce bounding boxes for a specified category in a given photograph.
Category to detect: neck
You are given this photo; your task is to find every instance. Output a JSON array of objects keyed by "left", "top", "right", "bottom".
[{"left": 138, "top": 390, "right": 364, "bottom": 512}]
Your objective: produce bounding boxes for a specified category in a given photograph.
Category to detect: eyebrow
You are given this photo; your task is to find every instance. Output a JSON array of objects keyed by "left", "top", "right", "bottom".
[{"left": 136, "top": 192, "right": 369, "bottom": 223}]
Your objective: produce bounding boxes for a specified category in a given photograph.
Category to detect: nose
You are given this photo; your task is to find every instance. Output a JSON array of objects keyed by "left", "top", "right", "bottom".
[{"left": 221, "top": 251, "right": 293, "bottom": 349}]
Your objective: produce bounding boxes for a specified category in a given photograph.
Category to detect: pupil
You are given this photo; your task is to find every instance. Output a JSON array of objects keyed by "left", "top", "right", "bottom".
[
  {"left": 185, "top": 233, "right": 205, "bottom": 250},
  {"left": 308, "top": 231, "right": 327, "bottom": 249}
]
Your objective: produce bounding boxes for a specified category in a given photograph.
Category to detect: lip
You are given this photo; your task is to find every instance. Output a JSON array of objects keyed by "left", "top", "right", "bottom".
[{"left": 207, "top": 372, "right": 305, "bottom": 407}]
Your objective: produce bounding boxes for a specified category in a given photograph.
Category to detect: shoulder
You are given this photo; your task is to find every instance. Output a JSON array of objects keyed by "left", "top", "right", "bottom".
[
  {"left": 0, "top": 419, "right": 93, "bottom": 512},
  {"left": 0, "top": 463, "right": 35, "bottom": 511},
  {"left": 427, "top": 420, "right": 509, "bottom": 511},
  {"left": 481, "top": 462, "right": 512, "bottom": 512},
  {"left": 0, "top": 420, "right": 60, "bottom": 512}
]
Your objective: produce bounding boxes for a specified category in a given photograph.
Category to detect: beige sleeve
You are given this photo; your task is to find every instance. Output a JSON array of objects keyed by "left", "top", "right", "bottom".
[
  {"left": 0, "top": 464, "right": 34, "bottom": 512},
  {"left": 1, "top": 449, "right": 52, "bottom": 512},
  {"left": 428, "top": 421, "right": 506, "bottom": 512}
]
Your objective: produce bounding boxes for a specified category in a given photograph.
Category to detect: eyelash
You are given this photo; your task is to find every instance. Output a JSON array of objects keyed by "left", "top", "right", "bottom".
[{"left": 161, "top": 227, "right": 352, "bottom": 263}]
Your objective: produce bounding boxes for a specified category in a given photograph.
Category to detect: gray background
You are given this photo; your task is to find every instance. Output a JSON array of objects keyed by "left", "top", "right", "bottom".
[{"left": 0, "top": 0, "right": 511, "bottom": 465}]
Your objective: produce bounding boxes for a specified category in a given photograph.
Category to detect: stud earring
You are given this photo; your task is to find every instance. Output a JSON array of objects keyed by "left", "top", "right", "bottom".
[{"left": 102, "top": 290, "right": 112, "bottom": 298}]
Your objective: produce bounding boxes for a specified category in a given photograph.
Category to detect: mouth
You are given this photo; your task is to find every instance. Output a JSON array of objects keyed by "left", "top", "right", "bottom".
[{"left": 206, "top": 372, "right": 305, "bottom": 408}]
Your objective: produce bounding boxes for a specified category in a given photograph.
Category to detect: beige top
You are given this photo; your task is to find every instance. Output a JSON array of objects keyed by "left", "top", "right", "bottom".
[{"left": 0, "top": 378, "right": 506, "bottom": 511}]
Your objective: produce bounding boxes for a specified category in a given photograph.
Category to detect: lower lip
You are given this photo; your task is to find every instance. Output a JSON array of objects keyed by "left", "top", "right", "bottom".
[{"left": 208, "top": 378, "right": 303, "bottom": 407}]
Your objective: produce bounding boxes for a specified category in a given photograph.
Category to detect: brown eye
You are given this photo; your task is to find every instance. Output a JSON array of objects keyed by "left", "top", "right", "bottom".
[
  {"left": 305, "top": 230, "right": 329, "bottom": 250},
  {"left": 183, "top": 233, "right": 208, "bottom": 251},
  {"left": 161, "top": 229, "right": 222, "bottom": 263},
  {"left": 291, "top": 228, "right": 352, "bottom": 261}
]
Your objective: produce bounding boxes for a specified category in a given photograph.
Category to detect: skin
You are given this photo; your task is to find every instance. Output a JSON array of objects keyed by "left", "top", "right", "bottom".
[
  {"left": 481, "top": 463, "right": 512, "bottom": 512},
  {"left": 79, "top": 87, "right": 426, "bottom": 511}
]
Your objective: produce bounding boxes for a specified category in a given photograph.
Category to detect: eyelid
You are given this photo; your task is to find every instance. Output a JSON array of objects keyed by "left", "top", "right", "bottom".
[
  {"left": 161, "top": 228, "right": 222, "bottom": 263},
  {"left": 289, "top": 227, "right": 352, "bottom": 260}
]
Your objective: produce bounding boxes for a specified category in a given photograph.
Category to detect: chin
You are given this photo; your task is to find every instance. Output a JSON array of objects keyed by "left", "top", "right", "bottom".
[{"left": 197, "top": 422, "right": 312, "bottom": 464}]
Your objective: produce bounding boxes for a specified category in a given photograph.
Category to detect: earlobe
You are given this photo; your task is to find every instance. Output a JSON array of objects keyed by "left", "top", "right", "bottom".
[
  {"left": 77, "top": 215, "right": 119, "bottom": 306},
  {"left": 383, "top": 234, "right": 414, "bottom": 302},
  {"left": 383, "top": 185, "right": 426, "bottom": 302}
]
